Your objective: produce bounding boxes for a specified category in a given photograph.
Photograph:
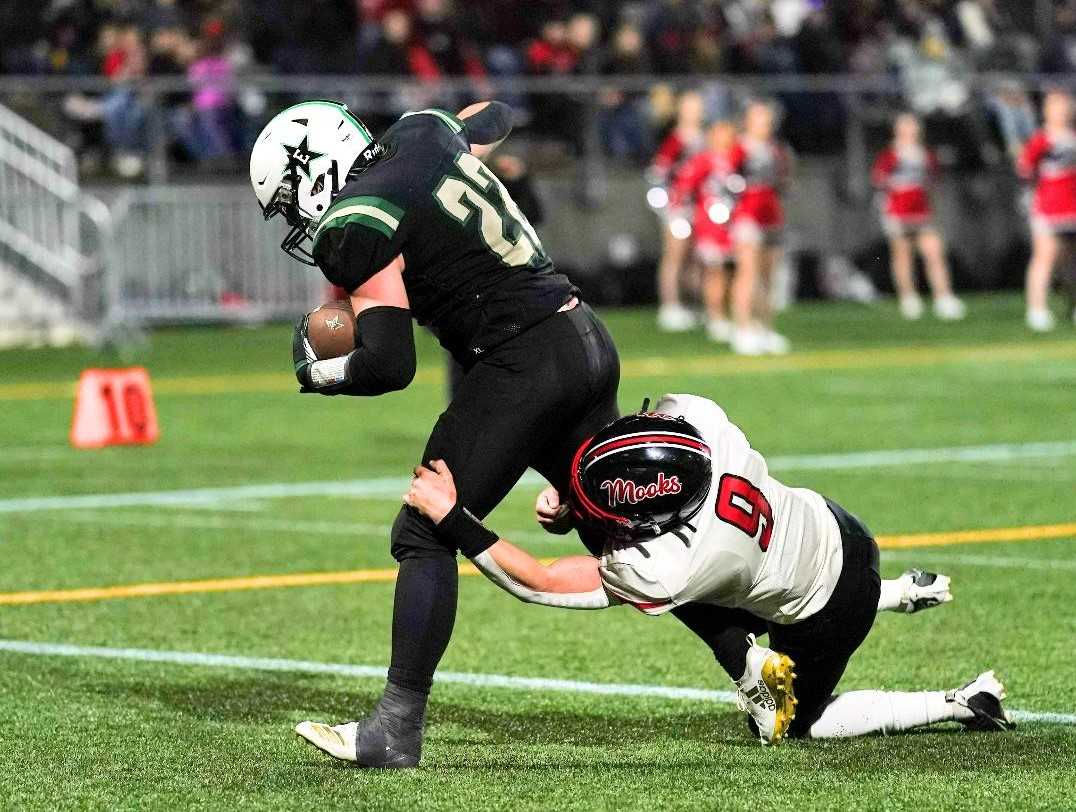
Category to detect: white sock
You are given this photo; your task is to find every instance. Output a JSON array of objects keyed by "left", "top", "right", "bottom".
[
  {"left": 876, "top": 577, "right": 907, "bottom": 612},
  {"left": 808, "top": 690, "right": 974, "bottom": 738}
]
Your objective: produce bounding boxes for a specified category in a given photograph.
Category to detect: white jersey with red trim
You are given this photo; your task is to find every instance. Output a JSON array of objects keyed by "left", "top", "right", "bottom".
[{"left": 597, "top": 394, "right": 844, "bottom": 624}]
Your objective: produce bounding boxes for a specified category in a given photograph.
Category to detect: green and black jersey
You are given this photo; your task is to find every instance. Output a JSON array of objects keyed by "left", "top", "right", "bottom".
[{"left": 311, "top": 109, "right": 575, "bottom": 362}]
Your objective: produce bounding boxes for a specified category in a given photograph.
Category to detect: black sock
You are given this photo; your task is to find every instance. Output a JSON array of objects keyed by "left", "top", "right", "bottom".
[
  {"left": 385, "top": 553, "right": 458, "bottom": 697},
  {"left": 671, "top": 604, "right": 755, "bottom": 681},
  {"left": 711, "top": 626, "right": 750, "bottom": 681}
]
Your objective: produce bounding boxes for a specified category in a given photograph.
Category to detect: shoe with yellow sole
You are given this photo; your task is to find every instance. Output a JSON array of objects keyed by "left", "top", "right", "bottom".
[{"left": 735, "top": 634, "right": 798, "bottom": 745}]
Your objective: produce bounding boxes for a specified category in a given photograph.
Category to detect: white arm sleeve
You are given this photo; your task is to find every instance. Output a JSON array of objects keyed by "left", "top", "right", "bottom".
[{"left": 470, "top": 551, "right": 620, "bottom": 610}]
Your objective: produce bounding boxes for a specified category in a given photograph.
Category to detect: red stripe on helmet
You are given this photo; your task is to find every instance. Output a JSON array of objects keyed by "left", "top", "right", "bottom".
[
  {"left": 569, "top": 435, "right": 630, "bottom": 526},
  {"left": 584, "top": 433, "right": 711, "bottom": 464}
]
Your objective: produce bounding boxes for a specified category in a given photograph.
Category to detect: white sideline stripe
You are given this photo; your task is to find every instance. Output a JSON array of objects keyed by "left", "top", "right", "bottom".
[
  {"left": 0, "top": 639, "right": 1071, "bottom": 727},
  {"left": 1, "top": 439, "right": 1075, "bottom": 514}
]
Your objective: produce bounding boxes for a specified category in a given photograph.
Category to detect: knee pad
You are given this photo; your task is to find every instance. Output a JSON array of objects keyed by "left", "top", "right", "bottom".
[{"left": 390, "top": 506, "right": 455, "bottom": 562}]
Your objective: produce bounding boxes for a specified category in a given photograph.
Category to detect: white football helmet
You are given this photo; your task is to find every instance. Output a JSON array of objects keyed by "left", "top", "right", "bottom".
[{"left": 249, "top": 100, "right": 379, "bottom": 264}]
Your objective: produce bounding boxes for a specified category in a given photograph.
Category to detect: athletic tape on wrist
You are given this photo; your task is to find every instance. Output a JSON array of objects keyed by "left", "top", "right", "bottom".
[
  {"left": 309, "top": 354, "right": 351, "bottom": 388},
  {"left": 436, "top": 503, "right": 498, "bottom": 557}
]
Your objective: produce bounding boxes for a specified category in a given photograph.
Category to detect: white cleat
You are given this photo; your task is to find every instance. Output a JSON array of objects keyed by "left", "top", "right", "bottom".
[
  {"left": 898, "top": 569, "right": 953, "bottom": 613},
  {"left": 294, "top": 720, "right": 358, "bottom": 762},
  {"left": 735, "top": 634, "right": 797, "bottom": 746},
  {"left": 761, "top": 328, "right": 790, "bottom": 355},
  {"left": 706, "top": 318, "right": 733, "bottom": 343},
  {"left": 933, "top": 295, "right": 966, "bottom": 321},
  {"left": 899, "top": 295, "right": 924, "bottom": 320},
  {"left": 948, "top": 671, "right": 1014, "bottom": 732},
  {"left": 657, "top": 304, "right": 698, "bottom": 332},
  {"left": 1027, "top": 308, "right": 1056, "bottom": 332},
  {"left": 731, "top": 326, "right": 767, "bottom": 356}
]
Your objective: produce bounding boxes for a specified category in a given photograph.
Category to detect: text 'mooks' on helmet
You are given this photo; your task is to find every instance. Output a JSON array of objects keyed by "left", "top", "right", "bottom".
[
  {"left": 249, "top": 100, "right": 379, "bottom": 265},
  {"left": 569, "top": 411, "right": 712, "bottom": 542}
]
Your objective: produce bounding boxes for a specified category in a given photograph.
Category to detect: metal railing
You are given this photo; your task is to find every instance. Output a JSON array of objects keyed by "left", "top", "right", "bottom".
[
  {"left": 104, "top": 185, "right": 324, "bottom": 329},
  {"left": 0, "top": 102, "right": 113, "bottom": 342}
]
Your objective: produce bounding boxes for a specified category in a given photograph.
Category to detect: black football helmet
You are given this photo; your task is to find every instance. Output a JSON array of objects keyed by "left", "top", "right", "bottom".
[{"left": 568, "top": 410, "right": 713, "bottom": 541}]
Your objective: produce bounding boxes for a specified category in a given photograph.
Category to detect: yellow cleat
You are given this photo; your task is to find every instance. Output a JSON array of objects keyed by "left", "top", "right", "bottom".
[{"left": 735, "top": 634, "right": 798, "bottom": 745}]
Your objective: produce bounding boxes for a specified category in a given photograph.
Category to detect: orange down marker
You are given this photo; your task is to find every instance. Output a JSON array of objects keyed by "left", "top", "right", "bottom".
[{"left": 70, "top": 368, "right": 159, "bottom": 449}]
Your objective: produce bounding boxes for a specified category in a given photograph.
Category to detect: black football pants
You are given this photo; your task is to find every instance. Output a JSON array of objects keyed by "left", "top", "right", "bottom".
[{"left": 385, "top": 303, "right": 620, "bottom": 694}]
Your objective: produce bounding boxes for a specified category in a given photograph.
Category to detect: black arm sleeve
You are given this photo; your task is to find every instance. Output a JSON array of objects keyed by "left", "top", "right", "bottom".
[
  {"left": 463, "top": 101, "right": 514, "bottom": 147},
  {"left": 340, "top": 306, "right": 416, "bottom": 396}
]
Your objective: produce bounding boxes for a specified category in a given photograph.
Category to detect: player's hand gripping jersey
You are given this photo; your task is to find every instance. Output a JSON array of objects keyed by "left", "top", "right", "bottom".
[
  {"left": 598, "top": 394, "right": 844, "bottom": 624},
  {"left": 311, "top": 109, "right": 574, "bottom": 361}
]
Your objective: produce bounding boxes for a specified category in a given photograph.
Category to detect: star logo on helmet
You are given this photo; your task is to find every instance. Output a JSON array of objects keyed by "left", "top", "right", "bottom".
[{"left": 282, "top": 135, "right": 324, "bottom": 181}]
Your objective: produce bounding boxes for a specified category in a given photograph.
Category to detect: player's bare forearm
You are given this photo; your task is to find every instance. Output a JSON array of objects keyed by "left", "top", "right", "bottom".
[
  {"left": 457, "top": 101, "right": 513, "bottom": 161},
  {"left": 482, "top": 539, "right": 602, "bottom": 594},
  {"left": 404, "top": 459, "right": 613, "bottom": 608}
]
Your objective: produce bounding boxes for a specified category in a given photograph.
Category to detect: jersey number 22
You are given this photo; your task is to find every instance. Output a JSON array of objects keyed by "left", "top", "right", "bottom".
[{"left": 434, "top": 152, "right": 544, "bottom": 267}]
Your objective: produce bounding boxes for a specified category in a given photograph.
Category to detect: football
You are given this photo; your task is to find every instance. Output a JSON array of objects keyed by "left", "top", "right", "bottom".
[{"left": 306, "top": 300, "right": 356, "bottom": 359}]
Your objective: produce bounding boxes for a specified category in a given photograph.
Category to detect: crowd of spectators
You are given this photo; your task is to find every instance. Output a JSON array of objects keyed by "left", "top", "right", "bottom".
[{"left": 0, "top": 0, "right": 1067, "bottom": 177}]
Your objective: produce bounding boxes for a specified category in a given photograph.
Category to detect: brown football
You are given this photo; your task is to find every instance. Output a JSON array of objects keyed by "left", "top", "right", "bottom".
[{"left": 306, "top": 300, "right": 357, "bottom": 359}]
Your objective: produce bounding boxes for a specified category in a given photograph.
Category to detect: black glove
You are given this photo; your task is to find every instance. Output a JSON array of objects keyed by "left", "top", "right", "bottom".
[
  {"left": 291, "top": 314, "right": 316, "bottom": 393},
  {"left": 291, "top": 313, "right": 352, "bottom": 395}
]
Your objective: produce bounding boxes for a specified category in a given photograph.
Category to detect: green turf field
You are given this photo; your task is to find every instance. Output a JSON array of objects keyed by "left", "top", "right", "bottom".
[{"left": 1, "top": 293, "right": 1074, "bottom": 810}]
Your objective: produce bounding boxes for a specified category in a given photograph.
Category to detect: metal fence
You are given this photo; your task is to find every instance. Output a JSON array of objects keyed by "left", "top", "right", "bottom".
[{"left": 106, "top": 186, "right": 324, "bottom": 328}]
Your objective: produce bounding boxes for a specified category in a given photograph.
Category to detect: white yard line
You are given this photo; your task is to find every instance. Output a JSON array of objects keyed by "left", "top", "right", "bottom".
[
  {"left": 2, "top": 439, "right": 1075, "bottom": 514},
  {"left": 0, "top": 638, "right": 1070, "bottom": 726}
]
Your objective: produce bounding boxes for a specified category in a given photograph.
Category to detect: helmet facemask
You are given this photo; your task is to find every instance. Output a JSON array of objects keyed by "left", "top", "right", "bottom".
[
  {"left": 261, "top": 161, "right": 339, "bottom": 265},
  {"left": 251, "top": 100, "right": 382, "bottom": 265}
]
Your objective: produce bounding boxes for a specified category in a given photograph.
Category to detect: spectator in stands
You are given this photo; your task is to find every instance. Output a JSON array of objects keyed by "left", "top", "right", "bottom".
[
  {"left": 649, "top": 90, "right": 706, "bottom": 333},
  {"left": 1018, "top": 89, "right": 1076, "bottom": 332},
  {"left": 1040, "top": 0, "right": 1076, "bottom": 73},
  {"left": 598, "top": 23, "right": 654, "bottom": 161},
  {"left": 101, "top": 23, "right": 149, "bottom": 179},
  {"left": 414, "top": 0, "right": 486, "bottom": 78},
  {"left": 888, "top": 3, "right": 996, "bottom": 168},
  {"left": 647, "top": 0, "right": 706, "bottom": 73},
  {"left": 987, "top": 79, "right": 1035, "bottom": 160},
  {"left": 185, "top": 20, "right": 239, "bottom": 163},
  {"left": 527, "top": 19, "right": 576, "bottom": 75},
  {"left": 872, "top": 113, "right": 965, "bottom": 321}
]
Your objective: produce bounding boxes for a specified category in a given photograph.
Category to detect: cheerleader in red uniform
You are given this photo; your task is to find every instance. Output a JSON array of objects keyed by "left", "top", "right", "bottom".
[
  {"left": 670, "top": 120, "right": 740, "bottom": 344},
  {"left": 1018, "top": 89, "right": 1076, "bottom": 331},
  {"left": 872, "top": 113, "right": 965, "bottom": 321},
  {"left": 729, "top": 100, "right": 791, "bottom": 355},
  {"left": 648, "top": 91, "right": 705, "bottom": 332}
]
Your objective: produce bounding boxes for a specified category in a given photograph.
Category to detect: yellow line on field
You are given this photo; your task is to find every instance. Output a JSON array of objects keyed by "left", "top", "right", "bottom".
[
  {"left": 2, "top": 339, "right": 1075, "bottom": 401},
  {"left": 876, "top": 521, "right": 1076, "bottom": 549},
  {"left": 1, "top": 523, "right": 1074, "bottom": 607}
]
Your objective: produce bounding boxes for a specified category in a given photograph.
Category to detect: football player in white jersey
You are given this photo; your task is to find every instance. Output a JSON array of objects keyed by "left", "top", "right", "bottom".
[{"left": 403, "top": 394, "right": 1013, "bottom": 745}]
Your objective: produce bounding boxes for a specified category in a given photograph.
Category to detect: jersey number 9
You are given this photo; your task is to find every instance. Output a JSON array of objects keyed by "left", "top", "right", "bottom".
[{"left": 716, "top": 473, "right": 774, "bottom": 551}]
